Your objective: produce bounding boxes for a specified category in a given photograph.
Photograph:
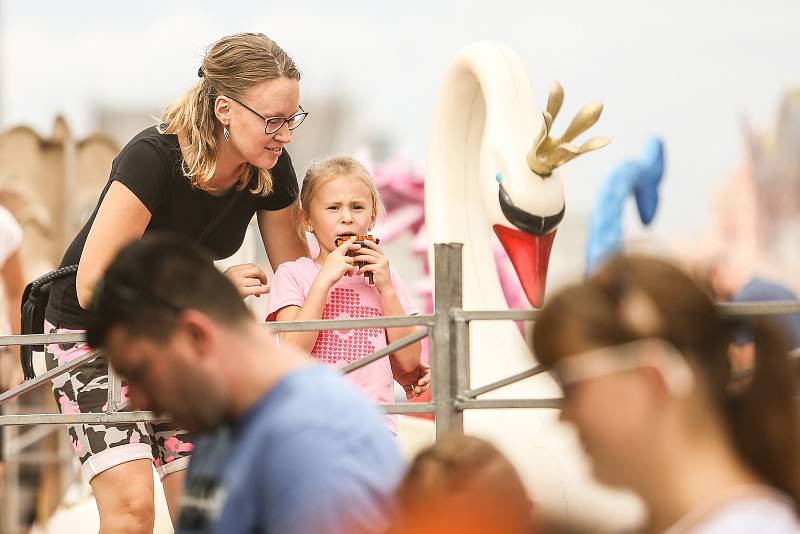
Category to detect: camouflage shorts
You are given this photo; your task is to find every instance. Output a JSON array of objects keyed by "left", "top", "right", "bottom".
[{"left": 44, "top": 320, "right": 193, "bottom": 482}]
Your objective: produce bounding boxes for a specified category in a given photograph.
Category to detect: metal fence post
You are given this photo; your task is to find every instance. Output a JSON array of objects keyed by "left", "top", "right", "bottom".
[
  {"left": 2, "top": 400, "right": 21, "bottom": 533},
  {"left": 453, "top": 312, "right": 470, "bottom": 426},
  {"left": 432, "top": 243, "right": 463, "bottom": 437},
  {"left": 107, "top": 360, "right": 122, "bottom": 413}
]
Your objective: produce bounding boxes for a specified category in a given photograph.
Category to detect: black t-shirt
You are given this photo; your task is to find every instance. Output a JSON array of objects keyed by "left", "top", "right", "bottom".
[{"left": 45, "top": 126, "right": 299, "bottom": 329}]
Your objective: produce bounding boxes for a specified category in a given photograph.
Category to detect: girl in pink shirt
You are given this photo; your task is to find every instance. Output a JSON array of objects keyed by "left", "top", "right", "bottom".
[{"left": 266, "top": 156, "right": 429, "bottom": 433}]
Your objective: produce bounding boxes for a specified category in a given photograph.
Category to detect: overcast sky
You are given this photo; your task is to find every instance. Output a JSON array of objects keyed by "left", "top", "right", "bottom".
[{"left": 1, "top": 0, "right": 797, "bottom": 241}]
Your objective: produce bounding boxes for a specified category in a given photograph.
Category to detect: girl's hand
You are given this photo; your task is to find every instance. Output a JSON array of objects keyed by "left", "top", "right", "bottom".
[
  {"left": 393, "top": 361, "right": 431, "bottom": 399},
  {"left": 317, "top": 236, "right": 360, "bottom": 288},
  {"left": 224, "top": 263, "right": 270, "bottom": 298},
  {"left": 354, "top": 239, "right": 393, "bottom": 293}
]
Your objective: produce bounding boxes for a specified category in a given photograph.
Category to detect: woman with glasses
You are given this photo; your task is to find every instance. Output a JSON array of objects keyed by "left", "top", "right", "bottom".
[
  {"left": 532, "top": 255, "right": 800, "bottom": 533},
  {"left": 42, "top": 33, "right": 309, "bottom": 533}
]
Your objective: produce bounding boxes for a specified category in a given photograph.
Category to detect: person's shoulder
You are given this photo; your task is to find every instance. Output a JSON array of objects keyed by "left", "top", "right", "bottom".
[
  {"left": 121, "top": 126, "right": 177, "bottom": 152},
  {"left": 280, "top": 256, "right": 315, "bottom": 268},
  {"left": 696, "top": 494, "right": 800, "bottom": 533},
  {"left": 114, "top": 126, "right": 178, "bottom": 172},
  {"left": 272, "top": 365, "right": 353, "bottom": 405},
  {"left": 261, "top": 370, "right": 402, "bottom": 464},
  {"left": 275, "top": 256, "right": 316, "bottom": 276},
  {"left": 253, "top": 368, "right": 403, "bottom": 534},
  {"left": 260, "top": 366, "right": 389, "bottom": 431}
]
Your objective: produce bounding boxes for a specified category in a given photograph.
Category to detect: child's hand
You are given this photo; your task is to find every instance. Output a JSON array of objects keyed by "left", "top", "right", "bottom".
[
  {"left": 317, "top": 236, "right": 360, "bottom": 288},
  {"left": 393, "top": 362, "right": 431, "bottom": 399},
  {"left": 223, "top": 263, "right": 270, "bottom": 298},
  {"left": 354, "top": 239, "right": 393, "bottom": 292}
]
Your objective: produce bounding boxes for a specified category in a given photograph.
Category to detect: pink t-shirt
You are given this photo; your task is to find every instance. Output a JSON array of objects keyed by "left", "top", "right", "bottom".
[{"left": 266, "top": 256, "right": 417, "bottom": 433}]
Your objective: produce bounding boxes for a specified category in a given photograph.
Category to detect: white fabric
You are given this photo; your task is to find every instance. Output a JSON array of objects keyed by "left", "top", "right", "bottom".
[
  {"left": 666, "top": 492, "right": 800, "bottom": 533},
  {"left": 0, "top": 205, "right": 22, "bottom": 265},
  {"left": 80, "top": 442, "right": 152, "bottom": 482},
  {"left": 155, "top": 454, "right": 190, "bottom": 481}
]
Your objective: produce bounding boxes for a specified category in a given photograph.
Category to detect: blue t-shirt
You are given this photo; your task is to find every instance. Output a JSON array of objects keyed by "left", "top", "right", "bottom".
[
  {"left": 733, "top": 277, "right": 800, "bottom": 348},
  {"left": 176, "top": 364, "right": 405, "bottom": 534}
]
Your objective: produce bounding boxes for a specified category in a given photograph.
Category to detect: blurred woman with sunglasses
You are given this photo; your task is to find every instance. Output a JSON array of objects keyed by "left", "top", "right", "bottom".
[
  {"left": 43, "top": 33, "right": 309, "bottom": 533},
  {"left": 533, "top": 255, "right": 800, "bottom": 533}
]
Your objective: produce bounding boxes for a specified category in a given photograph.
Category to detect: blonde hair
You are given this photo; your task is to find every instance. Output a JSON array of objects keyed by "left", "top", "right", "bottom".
[
  {"left": 158, "top": 33, "right": 300, "bottom": 196},
  {"left": 299, "top": 155, "right": 385, "bottom": 232}
]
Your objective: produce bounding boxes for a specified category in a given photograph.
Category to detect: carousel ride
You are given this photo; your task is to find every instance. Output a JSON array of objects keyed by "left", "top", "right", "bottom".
[
  {"left": 424, "top": 41, "right": 642, "bottom": 528},
  {"left": 12, "top": 42, "right": 658, "bottom": 532}
]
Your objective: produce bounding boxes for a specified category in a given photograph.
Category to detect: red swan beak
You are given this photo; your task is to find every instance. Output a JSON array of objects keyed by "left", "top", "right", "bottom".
[{"left": 493, "top": 224, "right": 556, "bottom": 308}]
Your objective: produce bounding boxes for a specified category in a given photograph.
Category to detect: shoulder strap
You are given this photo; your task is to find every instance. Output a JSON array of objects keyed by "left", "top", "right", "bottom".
[{"left": 195, "top": 189, "right": 242, "bottom": 246}]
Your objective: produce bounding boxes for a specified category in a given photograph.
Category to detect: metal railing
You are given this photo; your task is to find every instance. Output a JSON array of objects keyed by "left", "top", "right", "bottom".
[
  {"left": 1, "top": 243, "right": 800, "bottom": 532},
  {"left": 4, "top": 244, "right": 798, "bottom": 429}
]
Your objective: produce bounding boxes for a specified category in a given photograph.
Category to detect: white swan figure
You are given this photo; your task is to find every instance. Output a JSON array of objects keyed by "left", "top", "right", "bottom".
[{"left": 426, "top": 42, "right": 642, "bottom": 528}]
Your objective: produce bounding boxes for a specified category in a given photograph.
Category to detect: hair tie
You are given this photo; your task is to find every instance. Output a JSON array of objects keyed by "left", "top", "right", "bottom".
[{"left": 198, "top": 66, "right": 205, "bottom": 78}]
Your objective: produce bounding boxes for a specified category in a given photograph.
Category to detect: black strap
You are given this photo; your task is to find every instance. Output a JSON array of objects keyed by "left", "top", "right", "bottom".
[
  {"left": 20, "top": 264, "right": 79, "bottom": 380},
  {"left": 195, "top": 188, "right": 242, "bottom": 246}
]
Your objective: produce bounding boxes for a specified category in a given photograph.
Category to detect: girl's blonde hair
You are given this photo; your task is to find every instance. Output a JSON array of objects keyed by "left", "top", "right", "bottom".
[
  {"left": 158, "top": 33, "right": 300, "bottom": 196},
  {"left": 299, "top": 155, "right": 386, "bottom": 232}
]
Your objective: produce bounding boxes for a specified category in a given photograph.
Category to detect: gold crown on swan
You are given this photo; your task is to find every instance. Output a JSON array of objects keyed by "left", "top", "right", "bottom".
[{"left": 527, "top": 81, "right": 611, "bottom": 177}]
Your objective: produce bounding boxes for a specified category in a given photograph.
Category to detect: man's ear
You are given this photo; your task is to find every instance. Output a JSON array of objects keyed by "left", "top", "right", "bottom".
[
  {"left": 214, "top": 96, "right": 232, "bottom": 126},
  {"left": 175, "top": 309, "right": 217, "bottom": 361}
]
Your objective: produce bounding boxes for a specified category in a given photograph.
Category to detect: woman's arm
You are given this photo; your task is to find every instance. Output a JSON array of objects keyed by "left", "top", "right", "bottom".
[
  {"left": 257, "top": 202, "right": 309, "bottom": 271},
  {"left": 76, "top": 181, "right": 151, "bottom": 309}
]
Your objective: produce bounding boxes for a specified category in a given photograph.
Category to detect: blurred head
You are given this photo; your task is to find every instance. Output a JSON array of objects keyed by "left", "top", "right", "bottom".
[
  {"left": 299, "top": 156, "right": 385, "bottom": 252},
  {"left": 533, "top": 254, "right": 800, "bottom": 502},
  {"left": 86, "top": 234, "right": 254, "bottom": 432},
  {"left": 159, "top": 32, "right": 304, "bottom": 196},
  {"left": 394, "top": 434, "right": 532, "bottom": 534}
]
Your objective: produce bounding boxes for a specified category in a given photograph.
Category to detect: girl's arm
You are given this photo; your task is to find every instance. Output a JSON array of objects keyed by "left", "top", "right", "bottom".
[
  {"left": 77, "top": 182, "right": 151, "bottom": 309},
  {"left": 274, "top": 277, "right": 330, "bottom": 353},
  {"left": 380, "top": 289, "right": 422, "bottom": 374},
  {"left": 357, "top": 240, "right": 422, "bottom": 374},
  {"left": 257, "top": 203, "right": 309, "bottom": 271},
  {"left": 274, "top": 238, "right": 359, "bottom": 353}
]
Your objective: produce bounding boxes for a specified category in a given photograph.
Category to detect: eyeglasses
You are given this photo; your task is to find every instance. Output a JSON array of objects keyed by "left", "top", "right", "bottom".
[
  {"left": 552, "top": 338, "right": 695, "bottom": 398},
  {"left": 227, "top": 96, "right": 308, "bottom": 135}
]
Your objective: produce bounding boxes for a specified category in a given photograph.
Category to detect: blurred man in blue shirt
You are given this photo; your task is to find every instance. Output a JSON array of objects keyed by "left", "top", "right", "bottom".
[{"left": 87, "top": 235, "right": 405, "bottom": 534}]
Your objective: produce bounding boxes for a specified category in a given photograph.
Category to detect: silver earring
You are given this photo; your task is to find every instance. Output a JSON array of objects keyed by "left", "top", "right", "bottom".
[{"left": 223, "top": 125, "right": 230, "bottom": 141}]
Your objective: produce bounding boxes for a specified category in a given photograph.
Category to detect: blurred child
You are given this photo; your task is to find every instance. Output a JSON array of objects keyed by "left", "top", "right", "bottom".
[
  {"left": 266, "top": 156, "right": 429, "bottom": 433},
  {"left": 392, "top": 433, "right": 534, "bottom": 534}
]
